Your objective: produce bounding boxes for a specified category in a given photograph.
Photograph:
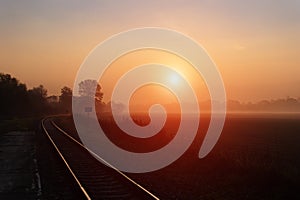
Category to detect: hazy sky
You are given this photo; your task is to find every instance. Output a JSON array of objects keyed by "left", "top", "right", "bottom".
[{"left": 1, "top": 0, "right": 299, "bottom": 102}]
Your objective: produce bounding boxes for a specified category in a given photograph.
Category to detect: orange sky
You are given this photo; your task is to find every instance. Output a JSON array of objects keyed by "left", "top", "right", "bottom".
[
  {"left": 1, "top": 0, "right": 299, "bottom": 102},
  {"left": 99, "top": 49, "right": 208, "bottom": 102}
]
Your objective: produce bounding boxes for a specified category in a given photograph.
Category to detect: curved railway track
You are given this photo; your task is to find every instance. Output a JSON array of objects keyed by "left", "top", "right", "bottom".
[{"left": 41, "top": 117, "right": 159, "bottom": 200}]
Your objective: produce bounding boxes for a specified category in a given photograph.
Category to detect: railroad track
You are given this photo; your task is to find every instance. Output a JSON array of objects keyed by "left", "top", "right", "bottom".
[{"left": 41, "top": 117, "right": 159, "bottom": 200}]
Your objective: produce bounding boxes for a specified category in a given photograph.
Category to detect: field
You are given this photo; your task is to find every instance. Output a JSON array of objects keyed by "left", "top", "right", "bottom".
[{"left": 56, "top": 113, "right": 300, "bottom": 199}]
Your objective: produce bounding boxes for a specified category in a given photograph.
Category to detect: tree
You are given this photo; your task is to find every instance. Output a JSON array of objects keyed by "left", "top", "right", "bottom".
[
  {"left": 0, "top": 73, "right": 28, "bottom": 117},
  {"left": 28, "top": 85, "right": 47, "bottom": 100},
  {"left": 78, "top": 79, "right": 103, "bottom": 102},
  {"left": 28, "top": 85, "right": 48, "bottom": 114},
  {"left": 59, "top": 86, "right": 72, "bottom": 113}
]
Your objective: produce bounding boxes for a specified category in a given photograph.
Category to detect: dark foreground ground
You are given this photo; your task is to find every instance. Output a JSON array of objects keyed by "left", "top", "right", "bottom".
[
  {"left": 56, "top": 113, "right": 300, "bottom": 200},
  {"left": 0, "top": 118, "right": 89, "bottom": 200},
  {"left": 0, "top": 131, "right": 40, "bottom": 199},
  {"left": 130, "top": 113, "right": 300, "bottom": 199},
  {"left": 1, "top": 113, "right": 299, "bottom": 199}
]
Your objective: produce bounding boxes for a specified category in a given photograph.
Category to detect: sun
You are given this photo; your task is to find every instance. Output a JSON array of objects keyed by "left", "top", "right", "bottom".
[
  {"left": 169, "top": 71, "right": 182, "bottom": 85},
  {"left": 99, "top": 49, "right": 210, "bottom": 103}
]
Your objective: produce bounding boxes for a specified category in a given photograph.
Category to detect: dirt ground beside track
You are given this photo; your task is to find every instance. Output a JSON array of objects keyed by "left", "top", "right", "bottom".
[{"left": 0, "top": 131, "right": 41, "bottom": 200}]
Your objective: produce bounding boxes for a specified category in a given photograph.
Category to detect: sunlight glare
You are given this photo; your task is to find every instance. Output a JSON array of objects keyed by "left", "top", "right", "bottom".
[{"left": 169, "top": 72, "right": 181, "bottom": 85}]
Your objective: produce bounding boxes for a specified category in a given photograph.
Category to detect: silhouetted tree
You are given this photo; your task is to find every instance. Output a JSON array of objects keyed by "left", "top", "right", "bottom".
[
  {"left": 28, "top": 85, "right": 47, "bottom": 101},
  {"left": 0, "top": 73, "right": 28, "bottom": 117},
  {"left": 59, "top": 86, "right": 72, "bottom": 113},
  {"left": 0, "top": 73, "right": 107, "bottom": 118},
  {"left": 28, "top": 85, "right": 48, "bottom": 114}
]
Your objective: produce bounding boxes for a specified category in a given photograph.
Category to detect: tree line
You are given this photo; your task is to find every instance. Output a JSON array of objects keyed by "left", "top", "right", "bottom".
[
  {"left": 227, "top": 98, "right": 300, "bottom": 112},
  {"left": 0, "top": 73, "right": 105, "bottom": 119},
  {"left": 1, "top": 72, "right": 300, "bottom": 119}
]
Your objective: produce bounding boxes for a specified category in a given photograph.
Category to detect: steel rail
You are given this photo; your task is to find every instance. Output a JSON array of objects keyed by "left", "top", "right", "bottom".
[
  {"left": 41, "top": 118, "right": 91, "bottom": 200},
  {"left": 42, "top": 117, "right": 159, "bottom": 200}
]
